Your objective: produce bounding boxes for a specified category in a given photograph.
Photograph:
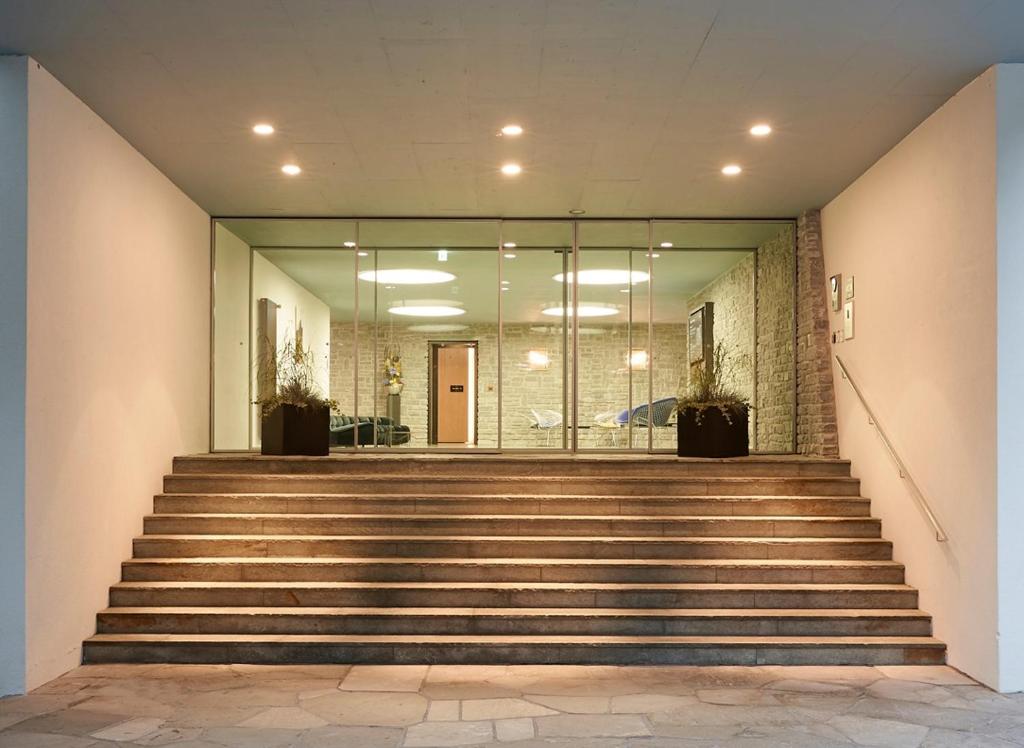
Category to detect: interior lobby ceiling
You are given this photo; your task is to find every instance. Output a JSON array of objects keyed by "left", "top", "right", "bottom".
[{"left": 2, "top": 0, "right": 1022, "bottom": 218}]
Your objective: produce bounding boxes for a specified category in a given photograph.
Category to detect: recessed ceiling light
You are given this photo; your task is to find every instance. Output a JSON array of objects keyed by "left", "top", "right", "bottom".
[
  {"left": 721, "top": 164, "right": 742, "bottom": 176},
  {"left": 501, "top": 162, "right": 522, "bottom": 176},
  {"left": 542, "top": 303, "right": 619, "bottom": 318},
  {"left": 358, "top": 269, "right": 456, "bottom": 285},
  {"left": 253, "top": 123, "right": 274, "bottom": 135},
  {"left": 660, "top": 242, "right": 673, "bottom": 248},
  {"left": 343, "top": 241, "right": 356, "bottom": 248},
  {"left": 501, "top": 280, "right": 510, "bottom": 285},
  {"left": 569, "top": 209, "right": 586, "bottom": 215},
  {"left": 503, "top": 242, "right": 517, "bottom": 248},
  {"left": 357, "top": 251, "right": 369, "bottom": 257},
  {"left": 500, "top": 124, "right": 523, "bottom": 136},
  {"left": 553, "top": 269, "right": 650, "bottom": 285},
  {"left": 750, "top": 123, "right": 772, "bottom": 137},
  {"left": 281, "top": 163, "right": 302, "bottom": 176},
  {"left": 501, "top": 287, "right": 509, "bottom": 291},
  {"left": 504, "top": 253, "right": 517, "bottom": 259},
  {"left": 619, "top": 289, "right": 630, "bottom": 294},
  {"left": 647, "top": 253, "right": 661, "bottom": 258},
  {"left": 388, "top": 302, "right": 466, "bottom": 318}
]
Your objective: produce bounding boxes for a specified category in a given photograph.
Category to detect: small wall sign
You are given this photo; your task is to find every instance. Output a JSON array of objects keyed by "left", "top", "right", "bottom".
[{"left": 829, "top": 274, "right": 842, "bottom": 312}]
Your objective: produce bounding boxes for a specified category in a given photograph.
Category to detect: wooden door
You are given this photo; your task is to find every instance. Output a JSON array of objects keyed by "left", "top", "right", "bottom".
[{"left": 436, "top": 346, "right": 469, "bottom": 443}]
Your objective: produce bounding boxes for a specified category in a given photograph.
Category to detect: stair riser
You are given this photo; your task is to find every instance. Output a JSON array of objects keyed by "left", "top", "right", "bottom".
[
  {"left": 172, "top": 457, "right": 853, "bottom": 479},
  {"left": 109, "top": 588, "right": 919, "bottom": 609},
  {"left": 82, "top": 640, "right": 945, "bottom": 666},
  {"left": 121, "top": 562, "right": 906, "bottom": 585},
  {"left": 143, "top": 516, "right": 883, "bottom": 539},
  {"left": 163, "top": 476, "right": 862, "bottom": 497},
  {"left": 134, "top": 537, "right": 894, "bottom": 561},
  {"left": 154, "top": 495, "right": 873, "bottom": 517},
  {"left": 96, "top": 614, "right": 932, "bottom": 637}
]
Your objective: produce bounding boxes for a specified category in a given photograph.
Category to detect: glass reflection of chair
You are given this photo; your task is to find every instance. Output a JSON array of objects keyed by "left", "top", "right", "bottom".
[
  {"left": 528, "top": 408, "right": 563, "bottom": 446},
  {"left": 592, "top": 397, "right": 678, "bottom": 447}
]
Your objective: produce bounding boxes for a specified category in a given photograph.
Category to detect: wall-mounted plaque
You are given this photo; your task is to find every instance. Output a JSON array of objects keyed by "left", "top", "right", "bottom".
[{"left": 829, "top": 274, "right": 842, "bottom": 311}]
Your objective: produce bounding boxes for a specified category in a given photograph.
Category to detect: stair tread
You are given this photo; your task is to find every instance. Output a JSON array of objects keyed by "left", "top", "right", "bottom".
[
  {"left": 138, "top": 534, "right": 890, "bottom": 542},
  {"left": 147, "top": 513, "right": 875, "bottom": 521},
  {"left": 99, "top": 606, "right": 932, "bottom": 618},
  {"left": 158, "top": 493, "right": 867, "bottom": 500},
  {"left": 85, "top": 632, "right": 943, "bottom": 647},
  {"left": 112, "top": 580, "right": 914, "bottom": 591},
  {"left": 124, "top": 557, "right": 903, "bottom": 567}
]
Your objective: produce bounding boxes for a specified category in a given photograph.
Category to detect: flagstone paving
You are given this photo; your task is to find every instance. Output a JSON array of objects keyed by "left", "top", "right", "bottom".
[{"left": 1, "top": 665, "right": 1023, "bottom": 747}]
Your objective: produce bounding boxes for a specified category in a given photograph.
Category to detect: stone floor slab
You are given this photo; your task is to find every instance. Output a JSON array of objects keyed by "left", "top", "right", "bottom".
[
  {"left": 236, "top": 706, "right": 329, "bottom": 729},
  {"left": 461, "top": 698, "right": 557, "bottom": 720},
  {"left": 341, "top": 666, "right": 428, "bottom": 693},
  {"left": 494, "top": 717, "right": 534, "bottom": 742},
  {"left": 403, "top": 720, "right": 493, "bottom": 747},
  {"left": 535, "top": 713, "right": 651, "bottom": 738}
]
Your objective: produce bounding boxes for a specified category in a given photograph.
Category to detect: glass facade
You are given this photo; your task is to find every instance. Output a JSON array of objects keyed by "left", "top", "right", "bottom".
[{"left": 212, "top": 219, "right": 795, "bottom": 453}]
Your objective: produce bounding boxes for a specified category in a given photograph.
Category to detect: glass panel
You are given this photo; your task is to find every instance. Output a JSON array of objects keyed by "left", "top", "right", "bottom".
[
  {"left": 211, "top": 219, "right": 356, "bottom": 452},
  {"left": 499, "top": 221, "right": 573, "bottom": 449},
  {"left": 575, "top": 222, "right": 650, "bottom": 450},
  {"left": 358, "top": 221, "right": 500, "bottom": 449},
  {"left": 652, "top": 221, "right": 795, "bottom": 453}
]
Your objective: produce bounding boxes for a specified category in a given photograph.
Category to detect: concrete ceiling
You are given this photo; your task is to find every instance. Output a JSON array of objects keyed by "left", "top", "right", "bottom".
[{"left": 3, "top": 1, "right": 1023, "bottom": 218}]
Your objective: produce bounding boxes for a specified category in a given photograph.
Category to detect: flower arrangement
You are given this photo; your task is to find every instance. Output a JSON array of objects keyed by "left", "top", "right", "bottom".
[
  {"left": 383, "top": 347, "right": 403, "bottom": 393},
  {"left": 254, "top": 336, "right": 337, "bottom": 417},
  {"left": 678, "top": 342, "right": 749, "bottom": 424}
]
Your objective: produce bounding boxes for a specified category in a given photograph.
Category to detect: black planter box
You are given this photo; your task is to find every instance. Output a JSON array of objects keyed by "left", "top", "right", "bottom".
[
  {"left": 261, "top": 404, "right": 330, "bottom": 456},
  {"left": 677, "top": 404, "right": 750, "bottom": 458}
]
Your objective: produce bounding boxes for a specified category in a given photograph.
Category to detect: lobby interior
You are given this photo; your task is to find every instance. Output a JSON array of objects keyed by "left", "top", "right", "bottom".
[{"left": 4, "top": 2, "right": 1024, "bottom": 746}]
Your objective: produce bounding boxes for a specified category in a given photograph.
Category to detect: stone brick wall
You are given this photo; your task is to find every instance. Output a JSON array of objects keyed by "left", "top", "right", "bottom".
[
  {"left": 795, "top": 209, "right": 839, "bottom": 456},
  {"left": 755, "top": 225, "right": 797, "bottom": 452}
]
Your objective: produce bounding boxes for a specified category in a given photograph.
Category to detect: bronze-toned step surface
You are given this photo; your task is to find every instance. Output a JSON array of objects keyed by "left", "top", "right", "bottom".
[{"left": 84, "top": 455, "right": 945, "bottom": 666}]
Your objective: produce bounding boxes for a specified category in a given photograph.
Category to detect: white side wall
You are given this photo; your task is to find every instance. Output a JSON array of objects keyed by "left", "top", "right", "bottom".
[
  {"left": 822, "top": 70, "right": 999, "bottom": 686},
  {"left": 996, "top": 64, "right": 1024, "bottom": 693},
  {"left": 250, "top": 253, "right": 331, "bottom": 447},
  {"left": 24, "top": 62, "right": 210, "bottom": 689},
  {"left": 0, "top": 55, "right": 28, "bottom": 698},
  {"left": 213, "top": 225, "right": 251, "bottom": 451}
]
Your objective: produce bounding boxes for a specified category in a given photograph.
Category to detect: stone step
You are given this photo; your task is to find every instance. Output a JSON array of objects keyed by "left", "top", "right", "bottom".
[
  {"left": 133, "top": 535, "right": 895, "bottom": 561},
  {"left": 96, "top": 606, "right": 933, "bottom": 637},
  {"left": 122, "top": 557, "right": 907, "bottom": 584},
  {"left": 142, "top": 513, "right": 883, "bottom": 539},
  {"left": 81, "top": 633, "right": 947, "bottom": 666},
  {"left": 163, "top": 474, "right": 862, "bottom": 497},
  {"left": 153, "top": 493, "right": 873, "bottom": 518},
  {"left": 108, "top": 581, "right": 919, "bottom": 609},
  {"left": 172, "top": 455, "right": 853, "bottom": 478}
]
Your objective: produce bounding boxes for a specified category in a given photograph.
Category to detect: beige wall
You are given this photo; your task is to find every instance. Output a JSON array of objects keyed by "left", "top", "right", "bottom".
[
  {"left": 24, "top": 62, "right": 210, "bottom": 689},
  {"left": 822, "top": 69, "right": 999, "bottom": 686},
  {"left": 213, "top": 225, "right": 250, "bottom": 451}
]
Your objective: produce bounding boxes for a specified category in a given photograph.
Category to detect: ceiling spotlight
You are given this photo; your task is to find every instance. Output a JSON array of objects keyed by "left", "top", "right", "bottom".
[
  {"left": 503, "top": 242, "right": 517, "bottom": 248},
  {"left": 358, "top": 269, "right": 456, "bottom": 285},
  {"left": 501, "top": 280, "right": 510, "bottom": 285},
  {"left": 358, "top": 251, "right": 369, "bottom": 257},
  {"left": 721, "top": 164, "right": 742, "bottom": 176},
  {"left": 281, "top": 163, "right": 302, "bottom": 176},
  {"left": 504, "top": 253, "right": 517, "bottom": 259},
  {"left": 750, "top": 123, "right": 772, "bottom": 137},
  {"left": 569, "top": 209, "right": 586, "bottom": 215},
  {"left": 500, "top": 124, "right": 523, "bottom": 136},
  {"left": 660, "top": 242, "right": 673, "bottom": 248},
  {"left": 253, "top": 123, "right": 275, "bottom": 135},
  {"left": 343, "top": 241, "right": 356, "bottom": 248},
  {"left": 647, "top": 253, "right": 661, "bottom": 258},
  {"left": 501, "top": 163, "right": 522, "bottom": 176},
  {"left": 553, "top": 269, "right": 650, "bottom": 285},
  {"left": 388, "top": 302, "right": 466, "bottom": 318},
  {"left": 542, "top": 303, "right": 619, "bottom": 318}
]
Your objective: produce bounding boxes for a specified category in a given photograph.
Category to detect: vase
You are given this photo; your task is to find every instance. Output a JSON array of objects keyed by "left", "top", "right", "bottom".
[{"left": 387, "top": 382, "right": 404, "bottom": 395}]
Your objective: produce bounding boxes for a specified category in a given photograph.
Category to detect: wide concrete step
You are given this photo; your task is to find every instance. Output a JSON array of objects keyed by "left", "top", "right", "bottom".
[
  {"left": 96, "top": 606, "right": 933, "bottom": 637},
  {"left": 173, "top": 455, "right": 853, "bottom": 479},
  {"left": 108, "top": 581, "right": 919, "bottom": 609},
  {"left": 163, "top": 474, "right": 862, "bottom": 497},
  {"left": 82, "top": 633, "right": 947, "bottom": 666},
  {"left": 142, "top": 513, "right": 883, "bottom": 539},
  {"left": 154, "top": 493, "right": 873, "bottom": 517},
  {"left": 122, "top": 557, "right": 907, "bottom": 584},
  {"left": 133, "top": 535, "right": 895, "bottom": 560}
]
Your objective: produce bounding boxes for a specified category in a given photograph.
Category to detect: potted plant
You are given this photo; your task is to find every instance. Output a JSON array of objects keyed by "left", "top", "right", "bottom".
[
  {"left": 677, "top": 343, "right": 750, "bottom": 458},
  {"left": 256, "top": 338, "right": 337, "bottom": 456}
]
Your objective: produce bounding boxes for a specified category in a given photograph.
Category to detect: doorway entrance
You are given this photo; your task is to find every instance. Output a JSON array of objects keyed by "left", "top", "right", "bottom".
[{"left": 429, "top": 341, "right": 478, "bottom": 446}]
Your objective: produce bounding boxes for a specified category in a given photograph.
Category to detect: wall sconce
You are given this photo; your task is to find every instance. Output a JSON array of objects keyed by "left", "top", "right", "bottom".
[
  {"left": 628, "top": 349, "right": 649, "bottom": 370},
  {"left": 527, "top": 350, "right": 550, "bottom": 370}
]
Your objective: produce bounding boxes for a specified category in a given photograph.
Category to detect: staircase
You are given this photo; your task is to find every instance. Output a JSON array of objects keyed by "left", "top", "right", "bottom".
[{"left": 83, "top": 455, "right": 945, "bottom": 666}]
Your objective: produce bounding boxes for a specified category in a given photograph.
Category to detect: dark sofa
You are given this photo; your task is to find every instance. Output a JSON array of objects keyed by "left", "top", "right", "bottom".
[{"left": 329, "top": 415, "right": 411, "bottom": 447}]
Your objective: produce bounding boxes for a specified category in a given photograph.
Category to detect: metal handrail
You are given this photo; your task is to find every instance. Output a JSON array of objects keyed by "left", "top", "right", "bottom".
[{"left": 835, "top": 355, "right": 948, "bottom": 542}]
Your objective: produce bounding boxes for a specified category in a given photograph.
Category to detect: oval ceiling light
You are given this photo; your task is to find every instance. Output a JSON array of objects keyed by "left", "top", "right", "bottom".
[
  {"left": 542, "top": 303, "right": 619, "bottom": 318},
  {"left": 569, "top": 208, "right": 586, "bottom": 215},
  {"left": 343, "top": 241, "right": 356, "bottom": 248},
  {"left": 721, "top": 164, "right": 742, "bottom": 176},
  {"left": 357, "top": 269, "right": 455, "bottom": 285},
  {"left": 253, "top": 123, "right": 275, "bottom": 135},
  {"left": 660, "top": 242, "right": 673, "bottom": 248},
  {"left": 388, "top": 301, "right": 466, "bottom": 317},
  {"left": 504, "top": 253, "right": 517, "bottom": 259},
  {"left": 281, "top": 163, "right": 302, "bottom": 176},
  {"left": 357, "top": 251, "right": 369, "bottom": 257},
  {"left": 553, "top": 269, "right": 650, "bottom": 285},
  {"left": 500, "top": 124, "right": 523, "bottom": 136},
  {"left": 501, "top": 162, "right": 522, "bottom": 176},
  {"left": 750, "top": 123, "right": 772, "bottom": 137},
  {"left": 502, "top": 242, "right": 517, "bottom": 248}
]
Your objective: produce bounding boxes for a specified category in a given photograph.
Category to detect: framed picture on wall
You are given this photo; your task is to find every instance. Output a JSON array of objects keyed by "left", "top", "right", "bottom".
[
  {"left": 688, "top": 306, "right": 706, "bottom": 365},
  {"left": 829, "top": 274, "right": 842, "bottom": 311}
]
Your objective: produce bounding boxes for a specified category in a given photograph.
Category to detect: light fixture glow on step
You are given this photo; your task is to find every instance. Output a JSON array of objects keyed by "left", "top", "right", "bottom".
[
  {"left": 541, "top": 303, "right": 619, "bottom": 318},
  {"left": 388, "top": 301, "right": 465, "bottom": 317},
  {"left": 358, "top": 269, "right": 456, "bottom": 285},
  {"left": 553, "top": 269, "right": 649, "bottom": 285}
]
